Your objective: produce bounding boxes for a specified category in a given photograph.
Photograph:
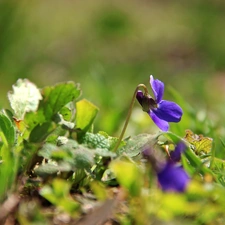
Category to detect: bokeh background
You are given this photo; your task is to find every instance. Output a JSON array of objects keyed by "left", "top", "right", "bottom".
[{"left": 1, "top": 0, "right": 225, "bottom": 136}]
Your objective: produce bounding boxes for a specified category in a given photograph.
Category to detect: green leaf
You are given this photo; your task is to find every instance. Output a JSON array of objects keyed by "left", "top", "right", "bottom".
[
  {"left": 90, "top": 181, "right": 107, "bottom": 201},
  {"left": 29, "top": 122, "right": 53, "bottom": 143},
  {"left": 83, "top": 131, "right": 121, "bottom": 151},
  {"left": 51, "top": 149, "right": 72, "bottom": 161},
  {"left": 120, "top": 133, "right": 158, "bottom": 157},
  {"left": 24, "top": 109, "right": 46, "bottom": 131},
  {"left": 8, "top": 79, "right": 42, "bottom": 120},
  {"left": 0, "top": 111, "right": 16, "bottom": 147},
  {"left": 184, "top": 148, "right": 215, "bottom": 178},
  {"left": 163, "top": 131, "right": 182, "bottom": 143},
  {"left": 82, "top": 132, "right": 110, "bottom": 149},
  {"left": 34, "top": 164, "right": 60, "bottom": 176},
  {"left": 110, "top": 160, "right": 142, "bottom": 196},
  {"left": 94, "top": 148, "right": 117, "bottom": 158},
  {"left": 45, "top": 126, "right": 67, "bottom": 144},
  {"left": 38, "top": 143, "right": 58, "bottom": 159},
  {"left": 75, "top": 99, "right": 99, "bottom": 133},
  {"left": 72, "top": 148, "right": 94, "bottom": 169},
  {"left": 39, "top": 179, "right": 79, "bottom": 214},
  {"left": 60, "top": 139, "right": 79, "bottom": 150},
  {"left": 42, "top": 82, "right": 81, "bottom": 120},
  {"left": 35, "top": 162, "right": 72, "bottom": 177},
  {"left": 0, "top": 113, "right": 17, "bottom": 201},
  {"left": 54, "top": 113, "right": 75, "bottom": 130},
  {"left": 59, "top": 103, "right": 75, "bottom": 122},
  {"left": 38, "top": 142, "right": 94, "bottom": 170}
]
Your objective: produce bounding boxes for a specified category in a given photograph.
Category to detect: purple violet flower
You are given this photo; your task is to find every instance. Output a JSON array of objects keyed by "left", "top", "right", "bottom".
[
  {"left": 142, "top": 141, "right": 190, "bottom": 192},
  {"left": 157, "top": 142, "right": 190, "bottom": 192},
  {"left": 157, "top": 162, "right": 190, "bottom": 192},
  {"left": 170, "top": 141, "right": 187, "bottom": 163},
  {"left": 136, "top": 75, "right": 183, "bottom": 131}
]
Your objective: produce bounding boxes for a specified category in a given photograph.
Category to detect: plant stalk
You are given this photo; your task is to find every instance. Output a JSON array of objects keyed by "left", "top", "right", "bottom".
[{"left": 113, "top": 84, "right": 148, "bottom": 153}]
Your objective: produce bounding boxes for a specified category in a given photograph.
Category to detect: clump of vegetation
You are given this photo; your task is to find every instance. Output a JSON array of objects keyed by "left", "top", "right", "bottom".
[{"left": 0, "top": 76, "right": 225, "bottom": 225}]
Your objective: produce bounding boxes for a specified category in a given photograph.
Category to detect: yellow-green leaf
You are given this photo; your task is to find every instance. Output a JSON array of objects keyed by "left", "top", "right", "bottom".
[
  {"left": 75, "top": 99, "right": 99, "bottom": 133},
  {"left": 110, "top": 160, "right": 142, "bottom": 196},
  {"left": 184, "top": 129, "right": 213, "bottom": 155}
]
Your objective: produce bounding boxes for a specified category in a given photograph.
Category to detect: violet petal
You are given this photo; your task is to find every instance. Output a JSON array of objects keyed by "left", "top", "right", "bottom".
[
  {"left": 150, "top": 75, "right": 164, "bottom": 103},
  {"left": 152, "top": 100, "right": 183, "bottom": 122},
  {"left": 149, "top": 111, "right": 169, "bottom": 131},
  {"left": 157, "top": 162, "right": 190, "bottom": 192},
  {"left": 170, "top": 142, "right": 187, "bottom": 162}
]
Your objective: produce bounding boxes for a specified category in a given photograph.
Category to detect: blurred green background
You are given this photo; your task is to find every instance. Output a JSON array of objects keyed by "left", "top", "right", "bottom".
[{"left": 1, "top": 0, "right": 225, "bottom": 136}]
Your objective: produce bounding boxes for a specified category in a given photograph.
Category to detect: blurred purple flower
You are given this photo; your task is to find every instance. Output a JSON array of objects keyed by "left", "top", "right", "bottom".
[
  {"left": 170, "top": 141, "right": 187, "bottom": 163},
  {"left": 157, "top": 162, "right": 190, "bottom": 192},
  {"left": 142, "top": 141, "right": 190, "bottom": 192},
  {"left": 136, "top": 75, "right": 183, "bottom": 131}
]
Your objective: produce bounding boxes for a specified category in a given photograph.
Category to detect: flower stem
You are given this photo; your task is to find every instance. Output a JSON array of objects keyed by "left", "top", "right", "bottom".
[{"left": 113, "top": 84, "right": 148, "bottom": 153}]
